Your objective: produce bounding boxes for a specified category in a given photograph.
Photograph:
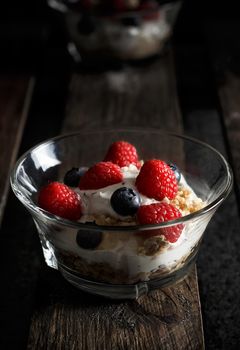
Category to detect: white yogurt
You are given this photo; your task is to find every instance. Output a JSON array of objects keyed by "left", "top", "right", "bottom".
[
  {"left": 78, "top": 164, "right": 159, "bottom": 220},
  {"left": 51, "top": 215, "right": 208, "bottom": 280},
  {"left": 49, "top": 163, "right": 206, "bottom": 280}
]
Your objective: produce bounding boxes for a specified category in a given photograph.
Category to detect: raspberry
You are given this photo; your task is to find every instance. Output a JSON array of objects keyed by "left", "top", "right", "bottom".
[
  {"left": 137, "top": 203, "right": 183, "bottom": 243},
  {"left": 104, "top": 141, "right": 141, "bottom": 168},
  {"left": 139, "top": 0, "right": 160, "bottom": 20},
  {"left": 113, "top": 0, "right": 126, "bottom": 11},
  {"left": 38, "top": 182, "right": 82, "bottom": 221},
  {"left": 79, "top": 162, "right": 123, "bottom": 190},
  {"left": 135, "top": 159, "right": 178, "bottom": 200}
]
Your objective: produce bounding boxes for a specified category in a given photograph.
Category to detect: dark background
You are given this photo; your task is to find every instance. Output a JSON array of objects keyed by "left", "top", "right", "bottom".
[
  {"left": 1, "top": 0, "right": 240, "bottom": 349},
  {"left": 1, "top": 0, "right": 240, "bottom": 73}
]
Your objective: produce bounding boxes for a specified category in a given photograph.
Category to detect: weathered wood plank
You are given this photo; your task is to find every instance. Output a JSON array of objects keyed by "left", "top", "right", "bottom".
[
  {"left": 202, "top": 20, "right": 240, "bottom": 195},
  {"left": 181, "top": 109, "right": 240, "bottom": 349},
  {"left": 199, "top": 23, "right": 240, "bottom": 347},
  {"left": 27, "top": 51, "right": 204, "bottom": 349},
  {"left": 174, "top": 29, "right": 240, "bottom": 348},
  {"left": 0, "top": 73, "right": 69, "bottom": 350},
  {"left": 28, "top": 266, "right": 203, "bottom": 350},
  {"left": 63, "top": 55, "right": 182, "bottom": 132},
  {"left": 217, "top": 71, "right": 240, "bottom": 191},
  {"left": 0, "top": 76, "right": 34, "bottom": 225}
]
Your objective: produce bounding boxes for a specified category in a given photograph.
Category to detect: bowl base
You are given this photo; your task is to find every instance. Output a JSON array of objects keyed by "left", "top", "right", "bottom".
[{"left": 58, "top": 256, "right": 197, "bottom": 299}]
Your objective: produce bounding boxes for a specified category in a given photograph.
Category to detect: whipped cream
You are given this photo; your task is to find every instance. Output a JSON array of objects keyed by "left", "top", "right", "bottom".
[
  {"left": 77, "top": 164, "right": 158, "bottom": 221},
  {"left": 77, "top": 164, "right": 202, "bottom": 221}
]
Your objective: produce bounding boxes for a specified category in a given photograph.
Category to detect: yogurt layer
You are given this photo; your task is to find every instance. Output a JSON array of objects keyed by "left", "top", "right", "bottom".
[
  {"left": 49, "top": 164, "right": 206, "bottom": 280},
  {"left": 77, "top": 164, "right": 158, "bottom": 221},
  {"left": 51, "top": 216, "right": 207, "bottom": 279},
  {"left": 77, "top": 164, "right": 203, "bottom": 220}
]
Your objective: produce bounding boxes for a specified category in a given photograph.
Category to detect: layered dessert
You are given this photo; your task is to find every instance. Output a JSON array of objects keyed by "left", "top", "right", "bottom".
[
  {"left": 56, "top": 0, "right": 181, "bottom": 60},
  {"left": 38, "top": 140, "right": 205, "bottom": 284}
]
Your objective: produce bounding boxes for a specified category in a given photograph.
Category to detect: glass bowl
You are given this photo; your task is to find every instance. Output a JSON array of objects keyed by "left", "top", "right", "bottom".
[
  {"left": 48, "top": 0, "right": 182, "bottom": 62},
  {"left": 10, "top": 129, "right": 232, "bottom": 299}
]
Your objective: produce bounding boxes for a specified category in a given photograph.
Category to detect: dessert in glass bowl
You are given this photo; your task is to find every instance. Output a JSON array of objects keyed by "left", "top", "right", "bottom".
[
  {"left": 48, "top": 0, "right": 182, "bottom": 61},
  {"left": 10, "top": 130, "right": 232, "bottom": 299}
]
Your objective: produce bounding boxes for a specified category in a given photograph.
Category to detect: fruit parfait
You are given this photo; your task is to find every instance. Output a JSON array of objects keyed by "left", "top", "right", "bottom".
[
  {"left": 37, "top": 140, "right": 205, "bottom": 286},
  {"left": 48, "top": 0, "right": 182, "bottom": 61}
]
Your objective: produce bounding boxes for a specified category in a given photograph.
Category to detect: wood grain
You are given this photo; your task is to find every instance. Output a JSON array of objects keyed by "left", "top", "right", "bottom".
[
  {"left": 0, "top": 73, "right": 69, "bottom": 350},
  {"left": 28, "top": 267, "right": 203, "bottom": 350},
  {"left": 217, "top": 71, "right": 240, "bottom": 190},
  {"left": 0, "top": 76, "right": 34, "bottom": 225},
  {"left": 63, "top": 55, "right": 182, "bottom": 132},
  {"left": 174, "top": 25, "right": 240, "bottom": 348},
  {"left": 27, "top": 51, "right": 204, "bottom": 349}
]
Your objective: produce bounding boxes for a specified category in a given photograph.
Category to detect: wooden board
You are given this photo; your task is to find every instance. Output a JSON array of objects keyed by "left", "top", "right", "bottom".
[
  {"left": 28, "top": 266, "right": 202, "bottom": 350},
  {"left": 217, "top": 71, "right": 240, "bottom": 190},
  {"left": 174, "top": 28, "right": 240, "bottom": 348},
  {"left": 0, "top": 77, "right": 34, "bottom": 225},
  {"left": 0, "top": 74, "right": 69, "bottom": 350},
  {"left": 181, "top": 108, "right": 240, "bottom": 349},
  {"left": 27, "top": 51, "right": 204, "bottom": 349}
]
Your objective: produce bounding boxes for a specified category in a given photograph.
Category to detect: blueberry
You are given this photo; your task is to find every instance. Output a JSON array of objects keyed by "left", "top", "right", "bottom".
[
  {"left": 76, "top": 230, "right": 102, "bottom": 250},
  {"left": 110, "top": 187, "right": 141, "bottom": 216},
  {"left": 121, "top": 15, "right": 141, "bottom": 27},
  {"left": 168, "top": 163, "right": 181, "bottom": 183},
  {"left": 64, "top": 167, "right": 87, "bottom": 187}
]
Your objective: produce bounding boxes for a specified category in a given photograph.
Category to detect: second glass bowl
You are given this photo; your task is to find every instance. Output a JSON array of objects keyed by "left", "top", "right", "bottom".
[{"left": 48, "top": 0, "right": 182, "bottom": 62}]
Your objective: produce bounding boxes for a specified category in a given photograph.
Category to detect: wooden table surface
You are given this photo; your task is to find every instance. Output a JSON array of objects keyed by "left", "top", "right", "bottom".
[{"left": 1, "top": 17, "right": 240, "bottom": 349}]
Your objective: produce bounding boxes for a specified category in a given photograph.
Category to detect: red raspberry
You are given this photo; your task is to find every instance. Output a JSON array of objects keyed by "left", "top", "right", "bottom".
[
  {"left": 38, "top": 182, "right": 82, "bottom": 221},
  {"left": 101, "top": 0, "right": 126, "bottom": 12},
  {"left": 139, "top": 0, "right": 160, "bottom": 20},
  {"left": 79, "top": 161, "right": 123, "bottom": 190},
  {"left": 135, "top": 159, "right": 178, "bottom": 200},
  {"left": 113, "top": 0, "right": 126, "bottom": 11},
  {"left": 104, "top": 141, "right": 141, "bottom": 168},
  {"left": 137, "top": 203, "right": 183, "bottom": 243}
]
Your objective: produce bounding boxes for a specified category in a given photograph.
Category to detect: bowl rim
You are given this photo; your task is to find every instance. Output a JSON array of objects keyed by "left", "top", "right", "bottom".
[
  {"left": 10, "top": 128, "right": 233, "bottom": 232},
  {"left": 47, "top": 0, "right": 181, "bottom": 16}
]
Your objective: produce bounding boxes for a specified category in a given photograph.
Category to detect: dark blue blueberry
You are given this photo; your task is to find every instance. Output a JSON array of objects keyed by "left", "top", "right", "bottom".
[
  {"left": 168, "top": 163, "right": 181, "bottom": 183},
  {"left": 121, "top": 15, "right": 141, "bottom": 27},
  {"left": 76, "top": 230, "right": 102, "bottom": 250},
  {"left": 64, "top": 167, "right": 87, "bottom": 187},
  {"left": 110, "top": 187, "right": 141, "bottom": 216}
]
